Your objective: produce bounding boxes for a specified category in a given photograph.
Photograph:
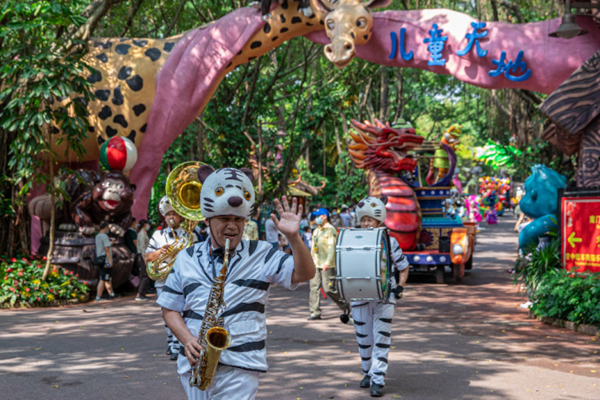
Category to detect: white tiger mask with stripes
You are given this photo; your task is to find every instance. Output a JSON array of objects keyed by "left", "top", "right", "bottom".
[
  {"left": 356, "top": 196, "right": 388, "bottom": 223},
  {"left": 197, "top": 165, "right": 256, "bottom": 219}
]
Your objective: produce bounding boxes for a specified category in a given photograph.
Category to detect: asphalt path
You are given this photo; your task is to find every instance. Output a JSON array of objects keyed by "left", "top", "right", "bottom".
[{"left": 1, "top": 214, "right": 599, "bottom": 399}]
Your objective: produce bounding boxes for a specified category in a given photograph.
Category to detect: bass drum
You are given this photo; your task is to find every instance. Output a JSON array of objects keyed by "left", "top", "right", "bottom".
[{"left": 335, "top": 227, "right": 391, "bottom": 302}]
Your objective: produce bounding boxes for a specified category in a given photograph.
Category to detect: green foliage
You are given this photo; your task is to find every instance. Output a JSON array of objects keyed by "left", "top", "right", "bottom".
[
  {"left": 515, "top": 239, "right": 600, "bottom": 326},
  {"left": 514, "top": 239, "right": 562, "bottom": 293},
  {"left": 531, "top": 270, "right": 600, "bottom": 326},
  {"left": 333, "top": 152, "right": 368, "bottom": 204},
  {"left": 0, "top": 254, "right": 89, "bottom": 307},
  {"left": 0, "top": 0, "right": 92, "bottom": 201},
  {"left": 476, "top": 140, "right": 522, "bottom": 169}
]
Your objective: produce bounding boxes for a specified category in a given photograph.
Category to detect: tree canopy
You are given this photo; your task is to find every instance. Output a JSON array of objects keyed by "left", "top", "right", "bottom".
[{"left": 0, "top": 0, "right": 572, "bottom": 254}]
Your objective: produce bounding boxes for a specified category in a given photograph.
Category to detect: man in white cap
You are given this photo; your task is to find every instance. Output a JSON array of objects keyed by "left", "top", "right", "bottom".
[
  {"left": 158, "top": 166, "right": 315, "bottom": 399},
  {"left": 352, "top": 196, "right": 409, "bottom": 398},
  {"left": 146, "top": 195, "right": 200, "bottom": 361}
]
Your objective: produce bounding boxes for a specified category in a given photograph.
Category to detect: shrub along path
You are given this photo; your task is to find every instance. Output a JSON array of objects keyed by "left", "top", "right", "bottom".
[{"left": 0, "top": 214, "right": 598, "bottom": 399}]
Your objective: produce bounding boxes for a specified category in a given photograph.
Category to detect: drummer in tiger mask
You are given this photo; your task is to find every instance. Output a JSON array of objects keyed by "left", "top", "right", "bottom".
[{"left": 351, "top": 196, "right": 409, "bottom": 398}]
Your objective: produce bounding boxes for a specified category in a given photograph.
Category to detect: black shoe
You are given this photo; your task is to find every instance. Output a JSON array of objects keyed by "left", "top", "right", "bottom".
[
  {"left": 340, "top": 313, "right": 349, "bottom": 324},
  {"left": 370, "top": 383, "right": 384, "bottom": 397},
  {"left": 166, "top": 347, "right": 172, "bottom": 356},
  {"left": 307, "top": 315, "right": 321, "bottom": 321},
  {"left": 394, "top": 285, "right": 404, "bottom": 300},
  {"left": 109, "top": 293, "right": 121, "bottom": 300},
  {"left": 360, "top": 376, "right": 371, "bottom": 388},
  {"left": 170, "top": 352, "right": 178, "bottom": 361}
]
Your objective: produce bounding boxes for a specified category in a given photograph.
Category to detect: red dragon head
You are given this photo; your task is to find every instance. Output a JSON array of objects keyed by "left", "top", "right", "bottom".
[{"left": 348, "top": 119, "right": 424, "bottom": 172}]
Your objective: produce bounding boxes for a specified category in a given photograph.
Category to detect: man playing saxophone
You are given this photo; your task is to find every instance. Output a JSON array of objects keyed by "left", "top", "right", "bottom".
[
  {"left": 146, "top": 195, "right": 200, "bottom": 361},
  {"left": 158, "top": 166, "right": 315, "bottom": 400}
]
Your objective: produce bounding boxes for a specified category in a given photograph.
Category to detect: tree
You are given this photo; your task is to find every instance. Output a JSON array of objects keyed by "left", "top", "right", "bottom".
[{"left": 0, "top": 1, "right": 94, "bottom": 277}]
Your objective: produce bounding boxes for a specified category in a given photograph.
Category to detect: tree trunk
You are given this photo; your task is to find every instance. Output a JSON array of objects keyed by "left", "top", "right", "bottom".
[
  {"left": 323, "top": 129, "right": 327, "bottom": 177},
  {"left": 257, "top": 122, "right": 264, "bottom": 204},
  {"left": 334, "top": 124, "right": 343, "bottom": 156},
  {"left": 380, "top": 67, "right": 389, "bottom": 121},
  {"left": 42, "top": 160, "right": 55, "bottom": 281}
]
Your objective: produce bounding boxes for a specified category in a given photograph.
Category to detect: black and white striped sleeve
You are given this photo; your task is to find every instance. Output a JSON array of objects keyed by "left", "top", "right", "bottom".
[
  {"left": 390, "top": 237, "right": 409, "bottom": 272},
  {"left": 260, "top": 242, "right": 298, "bottom": 290},
  {"left": 157, "top": 254, "right": 186, "bottom": 312}
]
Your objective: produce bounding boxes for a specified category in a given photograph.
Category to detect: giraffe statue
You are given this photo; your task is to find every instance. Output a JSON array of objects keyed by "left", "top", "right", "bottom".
[{"left": 47, "top": 0, "right": 392, "bottom": 218}]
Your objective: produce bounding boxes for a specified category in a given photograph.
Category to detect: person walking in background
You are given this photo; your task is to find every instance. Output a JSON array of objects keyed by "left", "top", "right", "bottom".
[
  {"left": 300, "top": 219, "right": 312, "bottom": 248},
  {"left": 265, "top": 212, "right": 280, "bottom": 249},
  {"left": 123, "top": 218, "right": 137, "bottom": 254},
  {"left": 340, "top": 204, "right": 353, "bottom": 227},
  {"left": 330, "top": 208, "right": 343, "bottom": 228},
  {"left": 244, "top": 213, "right": 259, "bottom": 240},
  {"left": 94, "top": 222, "right": 120, "bottom": 303},
  {"left": 308, "top": 208, "right": 349, "bottom": 320},
  {"left": 135, "top": 219, "right": 150, "bottom": 301}
]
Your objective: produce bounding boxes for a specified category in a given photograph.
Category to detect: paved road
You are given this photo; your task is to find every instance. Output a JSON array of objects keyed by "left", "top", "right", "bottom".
[{"left": 1, "top": 215, "right": 599, "bottom": 399}]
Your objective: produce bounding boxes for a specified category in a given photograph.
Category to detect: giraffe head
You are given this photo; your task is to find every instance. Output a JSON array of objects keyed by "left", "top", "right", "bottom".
[{"left": 310, "top": 0, "right": 391, "bottom": 69}]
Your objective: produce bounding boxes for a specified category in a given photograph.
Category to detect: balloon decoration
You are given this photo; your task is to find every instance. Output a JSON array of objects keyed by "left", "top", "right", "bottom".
[
  {"left": 100, "top": 137, "right": 138, "bottom": 172},
  {"left": 463, "top": 176, "right": 512, "bottom": 226}
]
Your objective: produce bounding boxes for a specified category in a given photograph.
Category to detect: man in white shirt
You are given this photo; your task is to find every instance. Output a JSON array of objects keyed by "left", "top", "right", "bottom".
[
  {"left": 146, "top": 196, "right": 200, "bottom": 361},
  {"left": 158, "top": 166, "right": 315, "bottom": 400},
  {"left": 264, "top": 215, "right": 279, "bottom": 249}
]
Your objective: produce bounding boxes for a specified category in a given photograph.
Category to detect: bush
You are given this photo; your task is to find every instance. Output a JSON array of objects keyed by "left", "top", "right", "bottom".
[
  {"left": 514, "top": 238, "right": 562, "bottom": 293},
  {"left": 0, "top": 254, "right": 89, "bottom": 307},
  {"left": 530, "top": 270, "right": 600, "bottom": 326},
  {"left": 514, "top": 239, "right": 600, "bottom": 327}
]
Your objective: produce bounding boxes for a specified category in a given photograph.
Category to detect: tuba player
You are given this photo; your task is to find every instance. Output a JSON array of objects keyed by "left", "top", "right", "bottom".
[{"left": 146, "top": 196, "right": 200, "bottom": 360}]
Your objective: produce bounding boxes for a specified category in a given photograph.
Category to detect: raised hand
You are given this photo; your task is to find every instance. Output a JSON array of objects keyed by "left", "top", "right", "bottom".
[{"left": 271, "top": 196, "right": 302, "bottom": 237}]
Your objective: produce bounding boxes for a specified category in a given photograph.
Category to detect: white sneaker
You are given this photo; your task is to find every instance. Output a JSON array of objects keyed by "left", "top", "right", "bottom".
[{"left": 519, "top": 301, "right": 533, "bottom": 309}]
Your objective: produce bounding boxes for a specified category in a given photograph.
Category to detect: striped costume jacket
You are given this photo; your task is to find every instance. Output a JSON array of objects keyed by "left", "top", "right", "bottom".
[{"left": 157, "top": 239, "right": 298, "bottom": 375}]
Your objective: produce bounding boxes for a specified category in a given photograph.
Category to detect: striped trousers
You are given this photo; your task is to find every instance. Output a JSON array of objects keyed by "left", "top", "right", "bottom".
[
  {"left": 156, "top": 287, "right": 180, "bottom": 354},
  {"left": 180, "top": 366, "right": 259, "bottom": 399},
  {"left": 352, "top": 301, "right": 394, "bottom": 386}
]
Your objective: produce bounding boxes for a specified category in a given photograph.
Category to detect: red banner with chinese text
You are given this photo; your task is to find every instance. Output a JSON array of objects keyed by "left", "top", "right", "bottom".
[{"left": 562, "top": 197, "right": 600, "bottom": 273}]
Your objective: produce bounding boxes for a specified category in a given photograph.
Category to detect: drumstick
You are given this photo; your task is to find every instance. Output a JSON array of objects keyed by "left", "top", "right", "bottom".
[{"left": 320, "top": 287, "right": 327, "bottom": 299}]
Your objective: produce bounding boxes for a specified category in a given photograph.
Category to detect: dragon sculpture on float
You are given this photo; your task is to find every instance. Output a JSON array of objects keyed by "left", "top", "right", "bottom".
[{"left": 348, "top": 119, "right": 424, "bottom": 250}]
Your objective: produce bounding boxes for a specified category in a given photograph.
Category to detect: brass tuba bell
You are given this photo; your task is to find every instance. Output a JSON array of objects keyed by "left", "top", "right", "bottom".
[
  {"left": 166, "top": 161, "right": 205, "bottom": 222},
  {"left": 147, "top": 161, "right": 205, "bottom": 281}
]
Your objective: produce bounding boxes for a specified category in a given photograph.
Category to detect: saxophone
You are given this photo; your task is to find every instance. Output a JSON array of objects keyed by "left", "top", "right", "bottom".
[
  {"left": 189, "top": 238, "right": 232, "bottom": 390},
  {"left": 146, "top": 220, "right": 193, "bottom": 281}
]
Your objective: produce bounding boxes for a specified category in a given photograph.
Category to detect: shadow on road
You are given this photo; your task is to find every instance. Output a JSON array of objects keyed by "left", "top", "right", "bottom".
[{"left": 1, "top": 214, "right": 598, "bottom": 399}]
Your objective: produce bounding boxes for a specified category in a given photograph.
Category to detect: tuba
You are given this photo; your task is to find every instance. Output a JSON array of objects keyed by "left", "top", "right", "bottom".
[{"left": 147, "top": 161, "right": 205, "bottom": 281}]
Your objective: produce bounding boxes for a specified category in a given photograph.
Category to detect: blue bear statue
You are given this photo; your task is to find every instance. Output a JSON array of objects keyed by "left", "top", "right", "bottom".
[{"left": 518, "top": 165, "right": 567, "bottom": 249}]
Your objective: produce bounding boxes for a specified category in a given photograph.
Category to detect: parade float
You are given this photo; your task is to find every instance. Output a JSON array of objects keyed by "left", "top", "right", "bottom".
[{"left": 348, "top": 119, "right": 476, "bottom": 283}]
